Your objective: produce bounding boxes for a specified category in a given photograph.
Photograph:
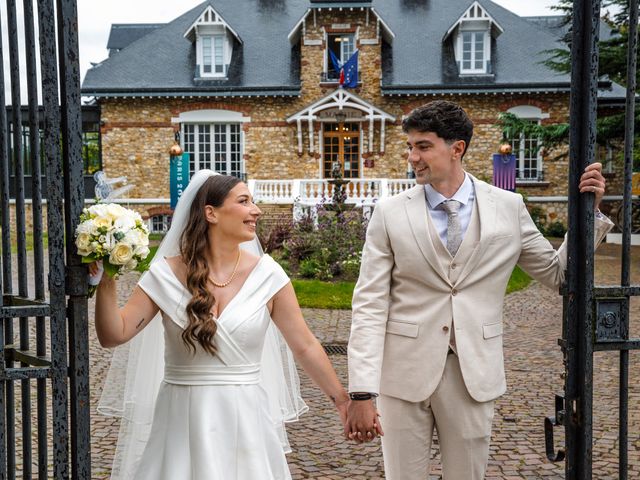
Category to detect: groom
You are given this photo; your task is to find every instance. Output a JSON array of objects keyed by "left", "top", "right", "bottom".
[{"left": 346, "top": 100, "right": 613, "bottom": 479}]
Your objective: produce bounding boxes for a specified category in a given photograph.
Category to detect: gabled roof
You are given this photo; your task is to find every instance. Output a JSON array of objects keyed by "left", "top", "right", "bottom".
[
  {"left": 443, "top": 1, "right": 504, "bottom": 42},
  {"left": 376, "top": 0, "right": 572, "bottom": 94},
  {"left": 287, "top": 2, "right": 393, "bottom": 44},
  {"left": 83, "top": 0, "right": 307, "bottom": 98},
  {"left": 183, "top": 4, "right": 242, "bottom": 43}
]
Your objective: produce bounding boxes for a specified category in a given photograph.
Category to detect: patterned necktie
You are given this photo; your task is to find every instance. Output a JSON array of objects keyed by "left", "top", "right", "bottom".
[{"left": 440, "top": 200, "right": 462, "bottom": 257}]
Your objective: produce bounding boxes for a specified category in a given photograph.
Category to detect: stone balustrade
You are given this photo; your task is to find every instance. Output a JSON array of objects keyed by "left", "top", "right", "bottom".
[{"left": 247, "top": 178, "right": 416, "bottom": 205}]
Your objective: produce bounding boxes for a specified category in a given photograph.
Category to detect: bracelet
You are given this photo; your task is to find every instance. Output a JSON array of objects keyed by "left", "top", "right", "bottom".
[{"left": 349, "top": 392, "right": 376, "bottom": 401}]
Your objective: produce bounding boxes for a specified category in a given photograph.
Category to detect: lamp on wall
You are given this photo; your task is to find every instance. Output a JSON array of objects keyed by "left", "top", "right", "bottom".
[
  {"left": 170, "top": 130, "right": 183, "bottom": 156},
  {"left": 335, "top": 111, "right": 347, "bottom": 123},
  {"left": 169, "top": 143, "right": 183, "bottom": 156}
]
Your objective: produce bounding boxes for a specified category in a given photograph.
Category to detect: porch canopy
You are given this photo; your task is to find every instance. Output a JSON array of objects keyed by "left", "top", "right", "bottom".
[{"left": 287, "top": 88, "right": 395, "bottom": 154}]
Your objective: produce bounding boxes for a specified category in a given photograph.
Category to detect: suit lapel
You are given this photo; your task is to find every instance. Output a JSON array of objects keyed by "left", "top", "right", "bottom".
[
  {"left": 404, "top": 185, "right": 451, "bottom": 285},
  {"left": 455, "top": 175, "right": 497, "bottom": 285}
]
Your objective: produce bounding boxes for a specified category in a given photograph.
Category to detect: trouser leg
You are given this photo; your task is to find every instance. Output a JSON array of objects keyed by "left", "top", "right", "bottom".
[
  {"left": 430, "top": 354, "right": 495, "bottom": 480},
  {"left": 378, "top": 393, "right": 434, "bottom": 480}
]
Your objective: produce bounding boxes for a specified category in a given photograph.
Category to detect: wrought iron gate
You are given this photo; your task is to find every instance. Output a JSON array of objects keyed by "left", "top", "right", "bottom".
[
  {"left": 0, "top": 0, "right": 90, "bottom": 478},
  {"left": 545, "top": 1, "right": 640, "bottom": 478}
]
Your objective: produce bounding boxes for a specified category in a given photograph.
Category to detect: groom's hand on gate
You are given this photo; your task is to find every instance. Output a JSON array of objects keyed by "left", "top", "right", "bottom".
[
  {"left": 579, "top": 162, "right": 606, "bottom": 210},
  {"left": 345, "top": 399, "right": 384, "bottom": 443}
]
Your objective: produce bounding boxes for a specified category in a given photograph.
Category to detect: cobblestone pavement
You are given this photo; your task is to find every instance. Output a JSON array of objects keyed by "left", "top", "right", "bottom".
[{"left": 82, "top": 243, "right": 640, "bottom": 478}]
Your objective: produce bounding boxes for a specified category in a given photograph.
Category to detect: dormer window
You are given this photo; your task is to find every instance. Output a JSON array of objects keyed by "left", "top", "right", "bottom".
[
  {"left": 184, "top": 5, "right": 242, "bottom": 79},
  {"left": 326, "top": 32, "right": 356, "bottom": 81},
  {"left": 444, "top": 2, "right": 503, "bottom": 76}
]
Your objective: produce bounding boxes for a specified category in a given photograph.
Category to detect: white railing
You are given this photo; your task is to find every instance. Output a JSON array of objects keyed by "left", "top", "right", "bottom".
[
  {"left": 249, "top": 178, "right": 416, "bottom": 205},
  {"left": 248, "top": 179, "right": 296, "bottom": 204}
]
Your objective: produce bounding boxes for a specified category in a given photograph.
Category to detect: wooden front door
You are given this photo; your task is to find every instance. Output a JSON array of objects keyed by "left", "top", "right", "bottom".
[{"left": 323, "top": 122, "right": 360, "bottom": 178}]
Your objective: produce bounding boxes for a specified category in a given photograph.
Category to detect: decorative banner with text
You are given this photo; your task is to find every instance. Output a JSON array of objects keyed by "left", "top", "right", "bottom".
[
  {"left": 492, "top": 154, "right": 516, "bottom": 192},
  {"left": 170, "top": 152, "right": 189, "bottom": 209}
]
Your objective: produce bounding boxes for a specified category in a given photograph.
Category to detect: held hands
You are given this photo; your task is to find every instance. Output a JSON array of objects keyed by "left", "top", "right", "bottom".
[
  {"left": 579, "top": 162, "right": 606, "bottom": 211},
  {"left": 334, "top": 394, "right": 350, "bottom": 430},
  {"left": 344, "top": 399, "right": 384, "bottom": 443}
]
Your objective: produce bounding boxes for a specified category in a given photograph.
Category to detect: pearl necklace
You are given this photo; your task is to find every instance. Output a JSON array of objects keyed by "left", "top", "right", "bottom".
[{"left": 209, "top": 250, "right": 242, "bottom": 288}]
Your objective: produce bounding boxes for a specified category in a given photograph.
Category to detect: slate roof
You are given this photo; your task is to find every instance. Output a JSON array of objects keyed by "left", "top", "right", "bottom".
[
  {"left": 83, "top": 0, "right": 308, "bottom": 97},
  {"left": 81, "top": 0, "right": 622, "bottom": 98},
  {"left": 106, "top": 23, "right": 166, "bottom": 53}
]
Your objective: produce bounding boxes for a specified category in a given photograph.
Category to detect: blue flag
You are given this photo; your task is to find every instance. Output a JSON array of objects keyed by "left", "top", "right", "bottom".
[
  {"left": 328, "top": 49, "right": 342, "bottom": 75},
  {"left": 342, "top": 50, "right": 358, "bottom": 88}
]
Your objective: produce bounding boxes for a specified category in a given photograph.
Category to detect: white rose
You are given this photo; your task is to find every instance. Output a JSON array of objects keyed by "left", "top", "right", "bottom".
[
  {"left": 114, "top": 214, "right": 136, "bottom": 231},
  {"left": 87, "top": 220, "right": 101, "bottom": 236},
  {"left": 75, "top": 221, "right": 93, "bottom": 235},
  {"left": 125, "top": 258, "right": 138, "bottom": 271},
  {"left": 75, "top": 232, "right": 92, "bottom": 256},
  {"left": 124, "top": 229, "right": 148, "bottom": 247},
  {"left": 134, "top": 245, "right": 150, "bottom": 259},
  {"left": 106, "top": 203, "right": 126, "bottom": 219},
  {"left": 88, "top": 204, "right": 109, "bottom": 218},
  {"left": 109, "top": 242, "right": 134, "bottom": 265},
  {"left": 92, "top": 214, "right": 113, "bottom": 230}
]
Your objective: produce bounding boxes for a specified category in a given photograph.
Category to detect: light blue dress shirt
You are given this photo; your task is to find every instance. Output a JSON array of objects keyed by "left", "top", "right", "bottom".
[{"left": 424, "top": 173, "right": 475, "bottom": 248}]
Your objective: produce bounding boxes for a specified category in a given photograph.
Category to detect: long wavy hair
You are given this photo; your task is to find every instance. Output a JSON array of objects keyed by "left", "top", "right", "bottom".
[{"left": 179, "top": 174, "right": 242, "bottom": 355}]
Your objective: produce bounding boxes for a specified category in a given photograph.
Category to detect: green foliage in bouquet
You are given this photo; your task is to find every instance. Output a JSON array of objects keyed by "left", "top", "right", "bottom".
[{"left": 75, "top": 203, "right": 151, "bottom": 296}]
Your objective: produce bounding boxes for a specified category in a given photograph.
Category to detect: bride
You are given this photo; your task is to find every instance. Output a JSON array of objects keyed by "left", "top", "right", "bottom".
[{"left": 92, "top": 170, "right": 349, "bottom": 479}]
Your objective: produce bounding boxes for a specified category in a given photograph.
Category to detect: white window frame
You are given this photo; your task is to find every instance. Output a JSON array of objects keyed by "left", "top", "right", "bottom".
[
  {"left": 182, "top": 123, "right": 244, "bottom": 178},
  {"left": 507, "top": 106, "right": 550, "bottom": 183},
  {"left": 197, "top": 30, "right": 229, "bottom": 78},
  {"left": 201, "top": 35, "right": 225, "bottom": 75},
  {"left": 457, "top": 30, "right": 489, "bottom": 74},
  {"left": 174, "top": 110, "right": 250, "bottom": 177},
  {"left": 325, "top": 32, "right": 356, "bottom": 79},
  {"left": 149, "top": 214, "right": 171, "bottom": 233}
]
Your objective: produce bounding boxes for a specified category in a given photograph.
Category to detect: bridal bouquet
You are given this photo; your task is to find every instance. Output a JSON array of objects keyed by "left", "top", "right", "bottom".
[{"left": 75, "top": 203, "right": 151, "bottom": 295}]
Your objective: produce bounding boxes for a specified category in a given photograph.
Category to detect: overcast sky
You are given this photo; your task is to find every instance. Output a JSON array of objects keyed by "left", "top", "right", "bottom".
[{"left": 0, "top": 0, "right": 598, "bottom": 103}]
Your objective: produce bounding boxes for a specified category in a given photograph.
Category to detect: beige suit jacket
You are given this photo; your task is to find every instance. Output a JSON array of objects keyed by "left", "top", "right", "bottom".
[{"left": 348, "top": 175, "right": 612, "bottom": 403}]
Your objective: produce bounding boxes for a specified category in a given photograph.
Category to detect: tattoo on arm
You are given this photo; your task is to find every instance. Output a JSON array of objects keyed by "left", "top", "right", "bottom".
[{"left": 135, "top": 318, "right": 145, "bottom": 329}]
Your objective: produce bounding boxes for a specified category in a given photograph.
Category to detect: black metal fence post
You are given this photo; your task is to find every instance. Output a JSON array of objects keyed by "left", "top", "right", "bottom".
[
  {"left": 565, "top": 0, "right": 601, "bottom": 478},
  {"left": 38, "top": 0, "right": 71, "bottom": 477},
  {"left": 618, "top": 1, "right": 638, "bottom": 478},
  {"left": 56, "top": 0, "right": 92, "bottom": 477}
]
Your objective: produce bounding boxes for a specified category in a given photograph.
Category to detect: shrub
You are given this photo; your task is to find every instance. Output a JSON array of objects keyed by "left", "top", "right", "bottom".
[
  {"left": 269, "top": 250, "right": 291, "bottom": 276},
  {"left": 340, "top": 251, "right": 362, "bottom": 281},
  {"left": 299, "top": 258, "right": 320, "bottom": 279},
  {"left": 545, "top": 221, "right": 567, "bottom": 238},
  {"left": 282, "top": 204, "right": 368, "bottom": 281},
  {"left": 257, "top": 215, "right": 293, "bottom": 253}
]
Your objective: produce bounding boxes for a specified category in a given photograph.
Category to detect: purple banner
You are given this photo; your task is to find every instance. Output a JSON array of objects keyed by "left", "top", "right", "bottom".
[{"left": 492, "top": 154, "right": 516, "bottom": 192}]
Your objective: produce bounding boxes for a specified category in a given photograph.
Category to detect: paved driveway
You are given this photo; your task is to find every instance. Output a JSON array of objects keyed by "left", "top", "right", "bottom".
[{"left": 86, "top": 243, "right": 639, "bottom": 479}]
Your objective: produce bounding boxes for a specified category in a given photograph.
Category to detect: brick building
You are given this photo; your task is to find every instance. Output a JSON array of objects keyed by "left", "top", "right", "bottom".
[{"left": 81, "top": 0, "right": 626, "bottom": 231}]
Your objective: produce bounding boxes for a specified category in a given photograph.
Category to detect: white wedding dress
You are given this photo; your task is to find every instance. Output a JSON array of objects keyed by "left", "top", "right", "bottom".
[{"left": 132, "top": 254, "right": 293, "bottom": 479}]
